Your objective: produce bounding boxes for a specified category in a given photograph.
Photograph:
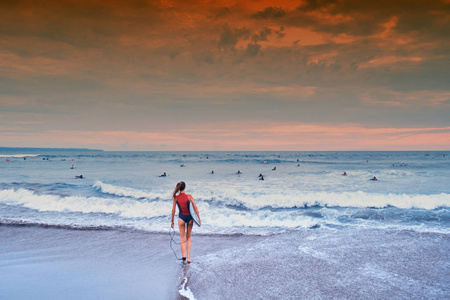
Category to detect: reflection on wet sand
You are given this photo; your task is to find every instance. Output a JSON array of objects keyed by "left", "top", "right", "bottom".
[{"left": 177, "top": 264, "right": 196, "bottom": 300}]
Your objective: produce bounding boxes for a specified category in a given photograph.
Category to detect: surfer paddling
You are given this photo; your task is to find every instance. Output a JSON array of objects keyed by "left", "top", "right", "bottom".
[{"left": 171, "top": 181, "right": 201, "bottom": 264}]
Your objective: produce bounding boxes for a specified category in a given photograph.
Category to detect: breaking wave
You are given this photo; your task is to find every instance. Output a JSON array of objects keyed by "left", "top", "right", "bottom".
[
  {"left": 0, "top": 154, "right": 40, "bottom": 158},
  {"left": 93, "top": 182, "right": 450, "bottom": 210},
  {"left": 0, "top": 187, "right": 448, "bottom": 235}
]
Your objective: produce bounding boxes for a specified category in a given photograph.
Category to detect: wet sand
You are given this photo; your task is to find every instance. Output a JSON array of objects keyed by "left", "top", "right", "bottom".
[
  {"left": 0, "top": 225, "right": 261, "bottom": 300},
  {"left": 1, "top": 225, "right": 448, "bottom": 299}
]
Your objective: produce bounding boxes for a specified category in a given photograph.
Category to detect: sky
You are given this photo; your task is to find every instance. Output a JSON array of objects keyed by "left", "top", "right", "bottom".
[{"left": 1, "top": 0, "right": 449, "bottom": 151}]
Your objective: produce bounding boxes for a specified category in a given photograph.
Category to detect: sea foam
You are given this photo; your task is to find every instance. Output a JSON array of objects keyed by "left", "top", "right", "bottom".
[
  {"left": 0, "top": 154, "right": 40, "bottom": 158},
  {"left": 94, "top": 182, "right": 450, "bottom": 210},
  {"left": 0, "top": 188, "right": 168, "bottom": 218}
]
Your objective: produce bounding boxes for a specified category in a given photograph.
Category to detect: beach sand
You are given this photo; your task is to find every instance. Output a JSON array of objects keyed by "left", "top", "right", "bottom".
[{"left": 0, "top": 225, "right": 448, "bottom": 299}]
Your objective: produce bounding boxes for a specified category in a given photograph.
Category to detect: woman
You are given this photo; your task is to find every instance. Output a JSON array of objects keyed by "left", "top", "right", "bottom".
[{"left": 171, "top": 181, "right": 201, "bottom": 263}]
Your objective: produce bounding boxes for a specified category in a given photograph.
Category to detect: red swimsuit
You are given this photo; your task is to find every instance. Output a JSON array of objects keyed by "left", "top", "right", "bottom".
[
  {"left": 177, "top": 193, "right": 190, "bottom": 215},
  {"left": 177, "top": 193, "right": 193, "bottom": 223}
]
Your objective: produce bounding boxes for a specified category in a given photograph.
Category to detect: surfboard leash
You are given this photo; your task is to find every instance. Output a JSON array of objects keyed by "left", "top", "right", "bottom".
[{"left": 169, "top": 226, "right": 187, "bottom": 261}]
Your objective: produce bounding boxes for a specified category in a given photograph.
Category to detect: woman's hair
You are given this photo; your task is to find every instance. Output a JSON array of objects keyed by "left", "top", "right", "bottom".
[{"left": 173, "top": 181, "right": 186, "bottom": 199}]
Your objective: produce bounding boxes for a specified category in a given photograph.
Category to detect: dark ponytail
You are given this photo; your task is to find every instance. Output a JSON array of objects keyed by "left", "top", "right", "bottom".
[{"left": 172, "top": 181, "right": 186, "bottom": 200}]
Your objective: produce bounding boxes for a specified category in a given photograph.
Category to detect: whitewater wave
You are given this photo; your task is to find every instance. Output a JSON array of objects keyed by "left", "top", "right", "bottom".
[
  {"left": 0, "top": 154, "right": 40, "bottom": 158},
  {"left": 94, "top": 181, "right": 168, "bottom": 200},
  {"left": 0, "top": 188, "right": 169, "bottom": 218},
  {"left": 0, "top": 188, "right": 318, "bottom": 231},
  {"left": 94, "top": 182, "right": 450, "bottom": 210},
  {"left": 1, "top": 187, "right": 448, "bottom": 235},
  {"left": 222, "top": 191, "right": 450, "bottom": 210}
]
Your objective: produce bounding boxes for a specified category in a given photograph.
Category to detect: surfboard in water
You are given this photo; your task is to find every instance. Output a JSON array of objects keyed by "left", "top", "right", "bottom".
[{"left": 189, "top": 201, "right": 200, "bottom": 227}]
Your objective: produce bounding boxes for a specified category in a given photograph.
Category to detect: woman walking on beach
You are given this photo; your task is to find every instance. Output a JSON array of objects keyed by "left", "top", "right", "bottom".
[{"left": 171, "top": 181, "right": 201, "bottom": 263}]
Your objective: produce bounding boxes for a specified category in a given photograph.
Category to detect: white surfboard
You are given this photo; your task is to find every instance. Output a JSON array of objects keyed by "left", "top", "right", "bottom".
[{"left": 189, "top": 201, "right": 200, "bottom": 227}]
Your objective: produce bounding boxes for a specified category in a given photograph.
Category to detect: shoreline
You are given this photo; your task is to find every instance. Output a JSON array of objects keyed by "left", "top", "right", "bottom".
[
  {"left": 1, "top": 225, "right": 449, "bottom": 299},
  {"left": 0, "top": 225, "right": 265, "bottom": 300}
]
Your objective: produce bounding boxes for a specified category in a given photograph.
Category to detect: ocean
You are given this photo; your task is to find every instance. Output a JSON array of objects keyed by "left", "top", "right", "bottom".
[{"left": 1, "top": 150, "right": 449, "bottom": 299}]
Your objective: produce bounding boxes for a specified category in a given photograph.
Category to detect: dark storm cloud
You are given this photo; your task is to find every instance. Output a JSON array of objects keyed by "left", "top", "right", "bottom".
[
  {"left": 287, "top": 0, "right": 450, "bottom": 37},
  {"left": 251, "top": 27, "right": 273, "bottom": 43},
  {"left": 244, "top": 43, "right": 261, "bottom": 57},
  {"left": 213, "top": 7, "right": 231, "bottom": 19},
  {"left": 251, "top": 7, "right": 286, "bottom": 19},
  {"left": 218, "top": 25, "right": 251, "bottom": 51},
  {"left": 298, "top": 0, "right": 338, "bottom": 12},
  {"left": 274, "top": 26, "right": 286, "bottom": 38}
]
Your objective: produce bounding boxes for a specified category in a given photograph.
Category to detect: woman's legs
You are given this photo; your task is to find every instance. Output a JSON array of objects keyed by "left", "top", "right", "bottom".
[
  {"left": 178, "top": 218, "right": 187, "bottom": 260},
  {"left": 186, "top": 220, "right": 194, "bottom": 262}
]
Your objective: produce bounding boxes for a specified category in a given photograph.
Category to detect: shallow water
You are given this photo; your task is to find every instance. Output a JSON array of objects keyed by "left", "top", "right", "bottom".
[{"left": 1, "top": 226, "right": 448, "bottom": 299}]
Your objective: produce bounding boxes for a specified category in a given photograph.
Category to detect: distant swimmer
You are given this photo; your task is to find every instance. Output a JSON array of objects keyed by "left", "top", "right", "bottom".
[
  {"left": 24, "top": 157, "right": 26, "bottom": 160},
  {"left": 297, "top": 164, "right": 300, "bottom": 167},
  {"left": 74, "top": 175, "right": 84, "bottom": 179},
  {"left": 237, "top": 170, "right": 242, "bottom": 174},
  {"left": 342, "top": 172, "right": 347, "bottom": 176},
  {"left": 159, "top": 172, "right": 167, "bottom": 177},
  {"left": 180, "top": 164, "right": 185, "bottom": 167},
  {"left": 262, "top": 161, "right": 267, "bottom": 164},
  {"left": 5, "top": 159, "right": 10, "bottom": 162},
  {"left": 272, "top": 166, "right": 276, "bottom": 171},
  {"left": 70, "top": 165, "right": 75, "bottom": 169},
  {"left": 211, "top": 170, "right": 214, "bottom": 174},
  {"left": 260, "top": 176, "right": 264, "bottom": 180},
  {"left": 370, "top": 176, "right": 378, "bottom": 181},
  {"left": 258, "top": 173, "right": 263, "bottom": 178},
  {"left": 297, "top": 159, "right": 299, "bottom": 162}
]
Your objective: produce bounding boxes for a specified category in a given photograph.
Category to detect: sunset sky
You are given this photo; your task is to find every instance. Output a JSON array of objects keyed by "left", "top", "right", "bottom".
[{"left": 1, "top": 0, "right": 449, "bottom": 150}]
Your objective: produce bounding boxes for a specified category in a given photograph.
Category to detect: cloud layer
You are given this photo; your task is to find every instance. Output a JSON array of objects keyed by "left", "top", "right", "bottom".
[{"left": 0, "top": 0, "right": 449, "bottom": 150}]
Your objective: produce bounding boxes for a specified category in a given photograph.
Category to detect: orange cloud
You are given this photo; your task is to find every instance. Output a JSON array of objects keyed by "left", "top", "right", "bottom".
[{"left": 358, "top": 56, "right": 423, "bottom": 69}]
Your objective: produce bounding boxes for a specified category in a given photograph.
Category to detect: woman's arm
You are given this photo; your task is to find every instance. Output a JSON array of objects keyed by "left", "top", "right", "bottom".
[
  {"left": 189, "top": 195, "right": 201, "bottom": 226},
  {"left": 171, "top": 197, "right": 177, "bottom": 228}
]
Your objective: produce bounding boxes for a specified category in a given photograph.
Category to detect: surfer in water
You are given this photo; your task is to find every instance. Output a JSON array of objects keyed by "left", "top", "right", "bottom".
[{"left": 171, "top": 181, "right": 201, "bottom": 264}]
